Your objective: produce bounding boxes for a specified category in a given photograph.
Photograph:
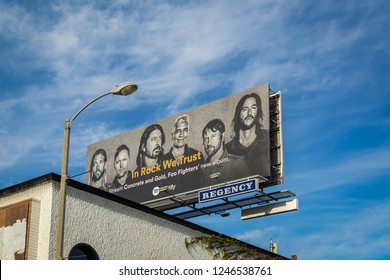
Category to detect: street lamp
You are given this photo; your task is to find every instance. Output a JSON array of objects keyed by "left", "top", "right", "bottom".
[{"left": 55, "top": 82, "right": 138, "bottom": 260}]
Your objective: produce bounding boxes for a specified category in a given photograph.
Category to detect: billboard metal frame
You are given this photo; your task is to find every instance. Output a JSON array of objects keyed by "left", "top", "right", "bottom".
[
  {"left": 143, "top": 174, "right": 267, "bottom": 210},
  {"left": 172, "top": 189, "right": 296, "bottom": 220},
  {"left": 267, "top": 91, "right": 284, "bottom": 187}
]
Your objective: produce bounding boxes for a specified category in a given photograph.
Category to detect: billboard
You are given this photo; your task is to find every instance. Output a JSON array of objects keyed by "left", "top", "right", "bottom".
[{"left": 86, "top": 83, "right": 271, "bottom": 209}]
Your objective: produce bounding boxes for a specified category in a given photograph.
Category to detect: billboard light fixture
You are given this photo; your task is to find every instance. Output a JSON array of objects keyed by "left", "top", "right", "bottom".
[
  {"left": 271, "top": 165, "right": 281, "bottom": 171},
  {"left": 209, "top": 172, "right": 221, "bottom": 180},
  {"left": 220, "top": 212, "right": 230, "bottom": 217}
]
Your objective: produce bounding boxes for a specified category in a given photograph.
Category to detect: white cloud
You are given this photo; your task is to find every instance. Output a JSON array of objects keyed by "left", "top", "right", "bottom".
[{"left": 69, "top": 122, "right": 126, "bottom": 167}]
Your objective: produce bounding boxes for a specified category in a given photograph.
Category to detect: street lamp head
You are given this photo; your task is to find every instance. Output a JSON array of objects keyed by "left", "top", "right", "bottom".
[{"left": 110, "top": 82, "right": 138, "bottom": 96}]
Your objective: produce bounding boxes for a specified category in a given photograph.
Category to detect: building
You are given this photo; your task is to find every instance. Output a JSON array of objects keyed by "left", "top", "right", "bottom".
[{"left": 0, "top": 173, "right": 287, "bottom": 260}]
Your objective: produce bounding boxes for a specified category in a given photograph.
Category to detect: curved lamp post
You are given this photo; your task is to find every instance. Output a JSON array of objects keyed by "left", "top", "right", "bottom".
[{"left": 55, "top": 82, "right": 138, "bottom": 260}]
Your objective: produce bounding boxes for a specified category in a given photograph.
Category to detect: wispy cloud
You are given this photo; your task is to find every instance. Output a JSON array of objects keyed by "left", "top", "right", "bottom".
[
  {"left": 232, "top": 199, "right": 390, "bottom": 259},
  {"left": 0, "top": 0, "right": 389, "bottom": 260},
  {"left": 288, "top": 145, "right": 390, "bottom": 196},
  {"left": 297, "top": 199, "right": 390, "bottom": 259},
  {"left": 0, "top": 0, "right": 387, "bottom": 175}
]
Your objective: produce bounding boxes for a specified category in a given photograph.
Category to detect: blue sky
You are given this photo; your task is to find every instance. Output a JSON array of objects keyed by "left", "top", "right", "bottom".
[{"left": 1, "top": 0, "right": 389, "bottom": 260}]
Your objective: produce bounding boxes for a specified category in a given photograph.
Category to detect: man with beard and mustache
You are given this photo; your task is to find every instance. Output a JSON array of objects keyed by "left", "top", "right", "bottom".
[
  {"left": 112, "top": 144, "right": 131, "bottom": 190},
  {"left": 225, "top": 93, "right": 270, "bottom": 176},
  {"left": 122, "top": 124, "right": 165, "bottom": 202},
  {"left": 135, "top": 124, "right": 165, "bottom": 171},
  {"left": 89, "top": 148, "right": 110, "bottom": 191},
  {"left": 201, "top": 119, "right": 249, "bottom": 186}
]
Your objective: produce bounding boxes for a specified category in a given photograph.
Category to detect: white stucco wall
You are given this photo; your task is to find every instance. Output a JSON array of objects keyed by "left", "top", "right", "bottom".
[
  {"left": 1, "top": 179, "right": 214, "bottom": 260},
  {"left": 62, "top": 186, "right": 212, "bottom": 259},
  {"left": 0, "top": 182, "right": 55, "bottom": 260},
  {"left": 1, "top": 178, "right": 279, "bottom": 260}
]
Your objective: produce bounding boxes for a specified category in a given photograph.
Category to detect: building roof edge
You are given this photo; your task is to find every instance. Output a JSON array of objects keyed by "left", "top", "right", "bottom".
[{"left": 0, "top": 172, "right": 288, "bottom": 259}]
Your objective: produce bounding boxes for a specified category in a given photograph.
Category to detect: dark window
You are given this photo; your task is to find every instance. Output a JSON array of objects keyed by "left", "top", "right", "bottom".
[{"left": 68, "top": 243, "right": 99, "bottom": 260}]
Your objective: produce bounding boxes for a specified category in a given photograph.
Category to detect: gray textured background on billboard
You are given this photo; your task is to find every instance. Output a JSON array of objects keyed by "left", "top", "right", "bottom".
[{"left": 86, "top": 83, "right": 270, "bottom": 206}]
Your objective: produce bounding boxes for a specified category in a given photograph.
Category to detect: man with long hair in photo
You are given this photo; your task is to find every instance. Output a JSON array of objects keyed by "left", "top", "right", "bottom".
[
  {"left": 89, "top": 148, "right": 109, "bottom": 191},
  {"left": 135, "top": 124, "right": 165, "bottom": 173},
  {"left": 226, "top": 93, "right": 269, "bottom": 176}
]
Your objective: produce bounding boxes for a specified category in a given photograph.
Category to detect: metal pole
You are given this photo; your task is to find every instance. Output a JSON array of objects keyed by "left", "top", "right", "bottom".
[
  {"left": 55, "top": 118, "right": 71, "bottom": 260},
  {"left": 53, "top": 82, "right": 137, "bottom": 260},
  {"left": 54, "top": 93, "right": 111, "bottom": 260}
]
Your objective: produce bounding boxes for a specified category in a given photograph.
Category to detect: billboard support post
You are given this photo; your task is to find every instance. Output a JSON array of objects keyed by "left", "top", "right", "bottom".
[{"left": 55, "top": 82, "right": 138, "bottom": 260}]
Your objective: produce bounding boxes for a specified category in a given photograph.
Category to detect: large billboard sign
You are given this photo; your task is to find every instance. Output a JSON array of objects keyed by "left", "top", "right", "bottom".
[{"left": 86, "top": 83, "right": 273, "bottom": 210}]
